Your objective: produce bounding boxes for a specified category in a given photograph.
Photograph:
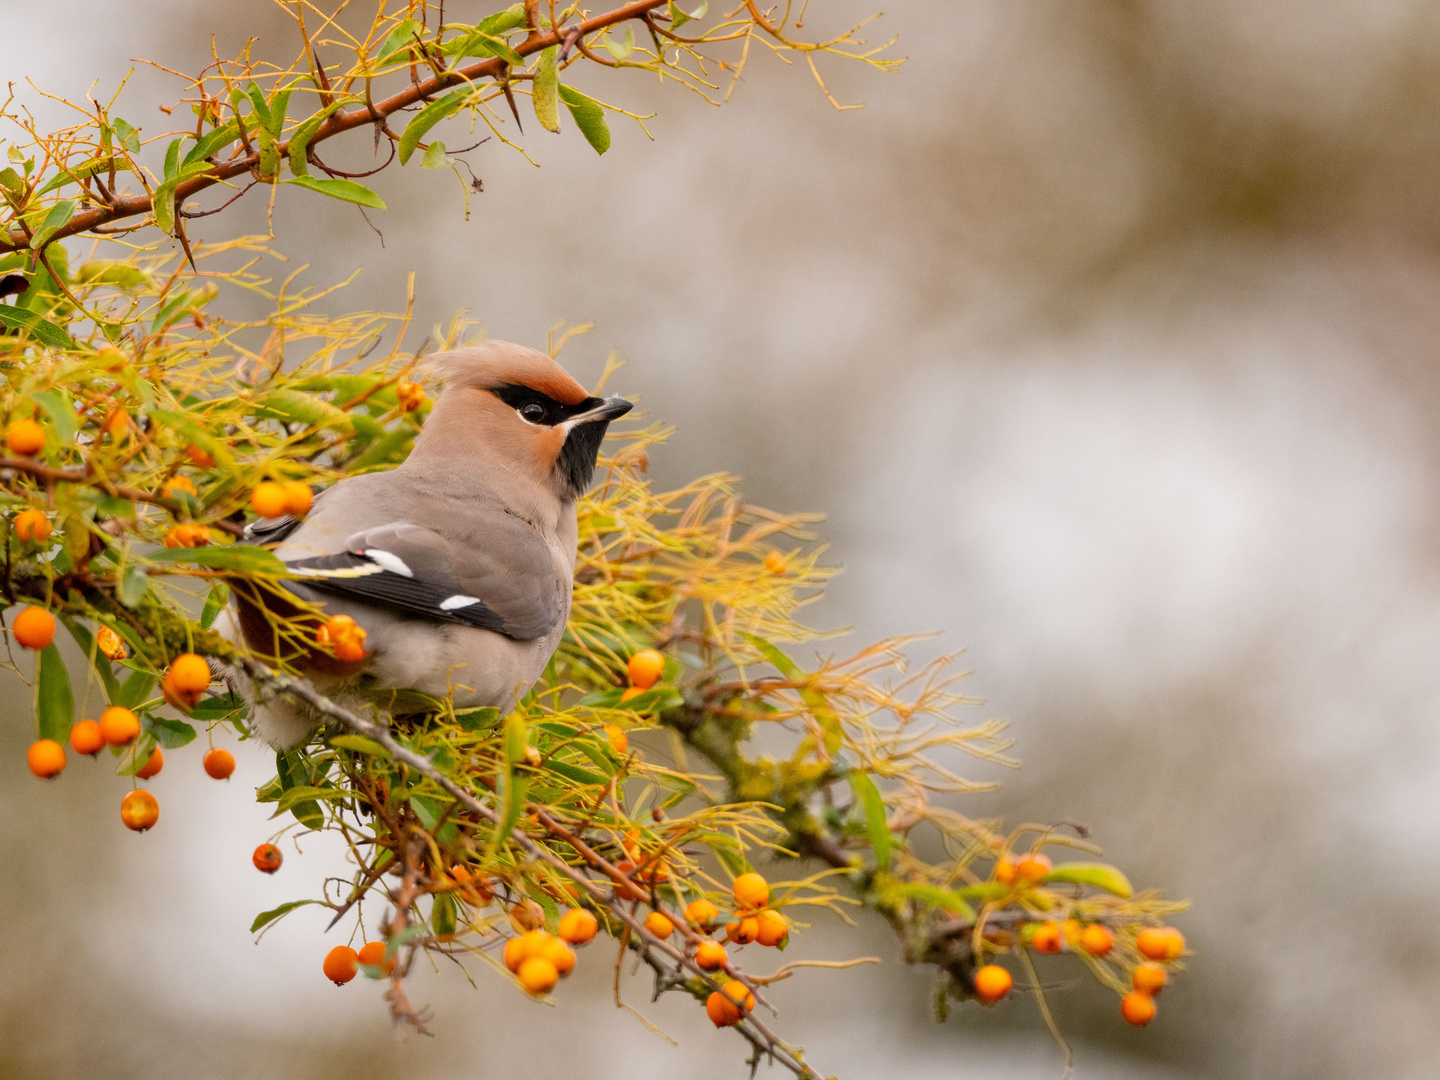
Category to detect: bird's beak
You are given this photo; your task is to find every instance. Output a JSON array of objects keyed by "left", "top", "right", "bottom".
[{"left": 565, "top": 396, "right": 634, "bottom": 428}]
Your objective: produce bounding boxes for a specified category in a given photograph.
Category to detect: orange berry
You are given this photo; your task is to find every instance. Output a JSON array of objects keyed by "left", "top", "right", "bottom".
[
  {"left": 27, "top": 738, "right": 65, "bottom": 778},
  {"left": 604, "top": 723, "right": 628, "bottom": 753},
  {"left": 12, "top": 605, "right": 55, "bottom": 650},
  {"left": 558, "top": 908, "right": 598, "bottom": 945},
  {"left": 164, "top": 653, "right": 211, "bottom": 710},
  {"left": 105, "top": 410, "right": 130, "bottom": 438},
  {"left": 69, "top": 719, "right": 105, "bottom": 756},
  {"left": 643, "top": 911, "right": 675, "bottom": 939},
  {"left": 185, "top": 444, "right": 215, "bottom": 468},
  {"left": 973, "top": 964, "right": 1013, "bottom": 1004},
  {"left": 99, "top": 705, "right": 140, "bottom": 746},
  {"left": 685, "top": 898, "right": 720, "bottom": 928},
  {"left": 162, "top": 475, "right": 196, "bottom": 498},
  {"left": 539, "top": 936, "right": 576, "bottom": 976},
  {"left": 732, "top": 872, "right": 770, "bottom": 910},
  {"left": 252, "top": 843, "right": 283, "bottom": 874},
  {"left": 1137, "top": 926, "right": 1185, "bottom": 962},
  {"left": 396, "top": 380, "right": 426, "bottom": 413},
  {"left": 620, "top": 685, "right": 644, "bottom": 703},
  {"left": 503, "top": 936, "right": 529, "bottom": 973},
  {"left": 95, "top": 626, "right": 127, "bottom": 660},
  {"left": 1080, "top": 924, "right": 1115, "bottom": 958},
  {"left": 755, "top": 909, "right": 789, "bottom": 948},
  {"left": 1014, "top": 851, "right": 1052, "bottom": 884},
  {"left": 251, "top": 482, "right": 288, "bottom": 518},
  {"left": 695, "top": 940, "right": 728, "bottom": 971},
  {"left": 1132, "top": 961, "right": 1168, "bottom": 995},
  {"left": 627, "top": 649, "right": 665, "bottom": 689},
  {"left": 764, "top": 551, "right": 787, "bottom": 575},
  {"left": 1121, "top": 990, "right": 1157, "bottom": 1026},
  {"left": 517, "top": 956, "right": 559, "bottom": 995},
  {"left": 281, "top": 481, "right": 312, "bottom": 516},
  {"left": 994, "top": 856, "right": 1017, "bottom": 885},
  {"left": 725, "top": 917, "right": 760, "bottom": 945},
  {"left": 203, "top": 747, "right": 236, "bottom": 779},
  {"left": 1031, "top": 921, "right": 1063, "bottom": 954},
  {"left": 134, "top": 746, "right": 163, "bottom": 779},
  {"left": 612, "top": 861, "right": 647, "bottom": 901},
  {"left": 6, "top": 418, "right": 45, "bottom": 456},
  {"left": 13, "top": 509, "right": 50, "bottom": 543},
  {"left": 164, "top": 525, "right": 195, "bottom": 548},
  {"left": 323, "top": 945, "right": 358, "bottom": 985},
  {"left": 722, "top": 980, "right": 755, "bottom": 1013},
  {"left": 707, "top": 990, "right": 741, "bottom": 1027},
  {"left": 356, "top": 941, "right": 395, "bottom": 975},
  {"left": 120, "top": 789, "right": 159, "bottom": 831}
]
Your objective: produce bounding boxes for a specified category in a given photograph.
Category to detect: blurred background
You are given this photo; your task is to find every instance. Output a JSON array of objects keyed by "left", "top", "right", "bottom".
[{"left": 5, "top": 1, "right": 1440, "bottom": 1077}]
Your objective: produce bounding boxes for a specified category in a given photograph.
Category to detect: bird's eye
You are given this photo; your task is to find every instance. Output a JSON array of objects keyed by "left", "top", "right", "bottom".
[{"left": 519, "top": 402, "right": 547, "bottom": 424}]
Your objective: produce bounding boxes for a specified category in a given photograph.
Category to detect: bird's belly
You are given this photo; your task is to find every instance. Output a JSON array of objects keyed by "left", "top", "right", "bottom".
[{"left": 363, "top": 618, "right": 561, "bottom": 709}]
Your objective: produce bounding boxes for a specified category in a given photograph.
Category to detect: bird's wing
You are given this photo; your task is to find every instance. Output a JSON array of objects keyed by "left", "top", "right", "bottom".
[{"left": 281, "top": 516, "right": 564, "bottom": 641}]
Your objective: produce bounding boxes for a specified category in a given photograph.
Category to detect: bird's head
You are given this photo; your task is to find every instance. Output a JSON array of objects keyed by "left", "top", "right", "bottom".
[{"left": 413, "top": 340, "right": 633, "bottom": 503}]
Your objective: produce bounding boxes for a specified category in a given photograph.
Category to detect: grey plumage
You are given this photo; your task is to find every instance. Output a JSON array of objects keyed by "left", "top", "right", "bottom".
[{"left": 218, "top": 340, "right": 632, "bottom": 748}]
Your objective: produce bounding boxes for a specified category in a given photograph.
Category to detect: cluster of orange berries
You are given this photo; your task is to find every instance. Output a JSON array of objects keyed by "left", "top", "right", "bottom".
[
  {"left": 323, "top": 941, "right": 398, "bottom": 985},
  {"left": 250, "top": 480, "right": 313, "bottom": 519},
  {"left": 17, "top": 625, "right": 237, "bottom": 828},
  {"left": 315, "top": 614, "right": 367, "bottom": 662},
  {"left": 971, "top": 923, "right": 1186, "bottom": 1027},
  {"left": 687, "top": 874, "right": 786, "bottom": 1027}
]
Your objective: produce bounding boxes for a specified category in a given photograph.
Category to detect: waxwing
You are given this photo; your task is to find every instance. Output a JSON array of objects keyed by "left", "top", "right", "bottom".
[{"left": 218, "top": 339, "right": 633, "bottom": 748}]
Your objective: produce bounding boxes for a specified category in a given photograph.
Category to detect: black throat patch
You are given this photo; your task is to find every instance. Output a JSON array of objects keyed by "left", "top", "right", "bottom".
[{"left": 556, "top": 418, "right": 609, "bottom": 500}]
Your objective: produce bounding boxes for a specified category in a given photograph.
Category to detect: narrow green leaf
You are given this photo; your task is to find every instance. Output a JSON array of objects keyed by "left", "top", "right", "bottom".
[
  {"left": 504, "top": 712, "right": 528, "bottom": 764},
  {"left": 282, "top": 175, "right": 386, "bottom": 209},
  {"left": 200, "top": 581, "right": 230, "bottom": 629},
  {"left": 533, "top": 47, "right": 560, "bottom": 133},
  {"left": 31, "top": 388, "right": 78, "bottom": 445},
  {"left": 440, "top": 4, "right": 526, "bottom": 55},
  {"left": 286, "top": 103, "right": 343, "bottom": 177},
  {"left": 491, "top": 772, "right": 528, "bottom": 848},
  {"left": 251, "top": 388, "right": 357, "bottom": 432},
  {"left": 432, "top": 891, "right": 457, "bottom": 936},
  {"left": 163, "top": 138, "right": 182, "bottom": 180},
  {"left": 30, "top": 198, "right": 76, "bottom": 250},
  {"left": 146, "top": 545, "right": 289, "bottom": 576},
  {"left": 182, "top": 120, "right": 241, "bottom": 165},
  {"left": 0, "top": 166, "right": 23, "bottom": 193},
  {"left": 113, "top": 670, "right": 157, "bottom": 709},
  {"left": 276, "top": 785, "right": 347, "bottom": 812},
  {"left": 0, "top": 307, "right": 73, "bottom": 348},
  {"left": 63, "top": 620, "right": 122, "bottom": 702},
  {"left": 886, "top": 882, "right": 977, "bottom": 921},
  {"left": 245, "top": 85, "right": 272, "bottom": 131},
  {"left": 376, "top": 17, "right": 426, "bottom": 66},
  {"left": 454, "top": 706, "right": 500, "bottom": 733},
  {"left": 188, "top": 692, "right": 245, "bottom": 721},
  {"left": 558, "top": 86, "right": 610, "bottom": 154},
  {"left": 35, "top": 644, "right": 74, "bottom": 742},
  {"left": 329, "top": 733, "right": 391, "bottom": 757},
  {"left": 1044, "top": 861, "right": 1134, "bottom": 898},
  {"left": 397, "top": 89, "right": 468, "bottom": 165},
  {"left": 250, "top": 899, "right": 318, "bottom": 933},
  {"left": 849, "top": 772, "right": 891, "bottom": 872},
  {"left": 545, "top": 759, "right": 608, "bottom": 787},
  {"left": 410, "top": 794, "right": 445, "bottom": 830},
  {"left": 266, "top": 89, "right": 293, "bottom": 139}
]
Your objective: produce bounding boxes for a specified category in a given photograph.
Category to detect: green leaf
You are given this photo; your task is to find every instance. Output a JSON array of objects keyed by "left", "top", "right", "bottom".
[
  {"left": 31, "top": 388, "right": 78, "bottom": 445},
  {"left": 420, "top": 140, "right": 450, "bottom": 169},
  {"left": 668, "top": 0, "right": 708, "bottom": 29},
  {"left": 282, "top": 175, "right": 386, "bottom": 210},
  {"left": 454, "top": 706, "right": 500, "bottom": 733},
  {"left": 886, "top": 882, "right": 977, "bottom": 922},
  {"left": 376, "top": 17, "right": 426, "bottom": 66},
  {"left": 0, "top": 166, "right": 23, "bottom": 194},
  {"left": 30, "top": 198, "right": 76, "bottom": 250},
  {"left": 397, "top": 89, "right": 468, "bottom": 165},
  {"left": 848, "top": 772, "right": 891, "bottom": 872},
  {"left": 740, "top": 632, "right": 842, "bottom": 754},
  {"left": 113, "top": 670, "right": 157, "bottom": 710},
  {"left": 329, "top": 733, "right": 391, "bottom": 757},
  {"left": 146, "top": 545, "right": 289, "bottom": 576},
  {"left": 286, "top": 103, "right": 343, "bottom": 177},
  {"left": 110, "top": 118, "right": 141, "bottom": 154},
  {"left": 182, "top": 120, "right": 241, "bottom": 165},
  {"left": 63, "top": 620, "right": 122, "bottom": 702},
  {"left": 532, "top": 47, "right": 560, "bottom": 134},
  {"left": 410, "top": 794, "right": 445, "bottom": 830},
  {"left": 491, "top": 772, "right": 528, "bottom": 848},
  {"left": 1043, "top": 861, "right": 1134, "bottom": 898},
  {"left": 245, "top": 85, "right": 272, "bottom": 131},
  {"left": 188, "top": 692, "right": 245, "bottom": 721},
  {"left": 275, "top": 785, "right": 347, "bottom": 812},
  {"left": 504, "top": 712, "right": 528, "bottom": 764},
  {"left": 440, "top": 4, "right": 526, "bottom": 55},
  {"left": 145, "top": 715, "right": 198, "bottom": 749},
  {"left": 152, "top": 160, "right": 213, "bottom": 235},
  {"left": 558, "top": 86, "right": 610, "bottom": 154},
  {"left": 252, "top": 389, "right": 357, "bottom": 432},
  {"left": 117, "top": 560, "right": 149, "bottom": 607},
  {"left": 200, "top": 581, "right": 230, "bottom": 629},
  {"left": 163, "top": 138, "right": 182, "bottom": 180},
  {"left": 545, "top": 759, "right": 608, "bottom": 787},
  {"left": 432, "top": 891, "right": 457, "bottom": 936},
  {"left": 75, "top": 260, "right": 151, "bottom": 290},
  {"left": 0, "top": 307, "right": 73, "bottom": 349},
  {"left": 35, "top": 644, "right": 74, "bottom": 743},
  {"left": 250, "top": 899, "right": 319, "bottom": 933},
  {"left": 602, "top": 27, "right": 634, "bottom": 61}
]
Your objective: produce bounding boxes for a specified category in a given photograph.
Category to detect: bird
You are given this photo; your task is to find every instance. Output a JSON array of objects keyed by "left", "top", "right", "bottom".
[{"left": 217, "top": 339, "right": 633, "bottom": 748}]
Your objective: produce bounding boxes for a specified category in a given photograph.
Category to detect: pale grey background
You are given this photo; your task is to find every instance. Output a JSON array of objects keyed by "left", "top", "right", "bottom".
[{"left": 4, "top": 1, "right": 1440, "bottom": 1078}]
